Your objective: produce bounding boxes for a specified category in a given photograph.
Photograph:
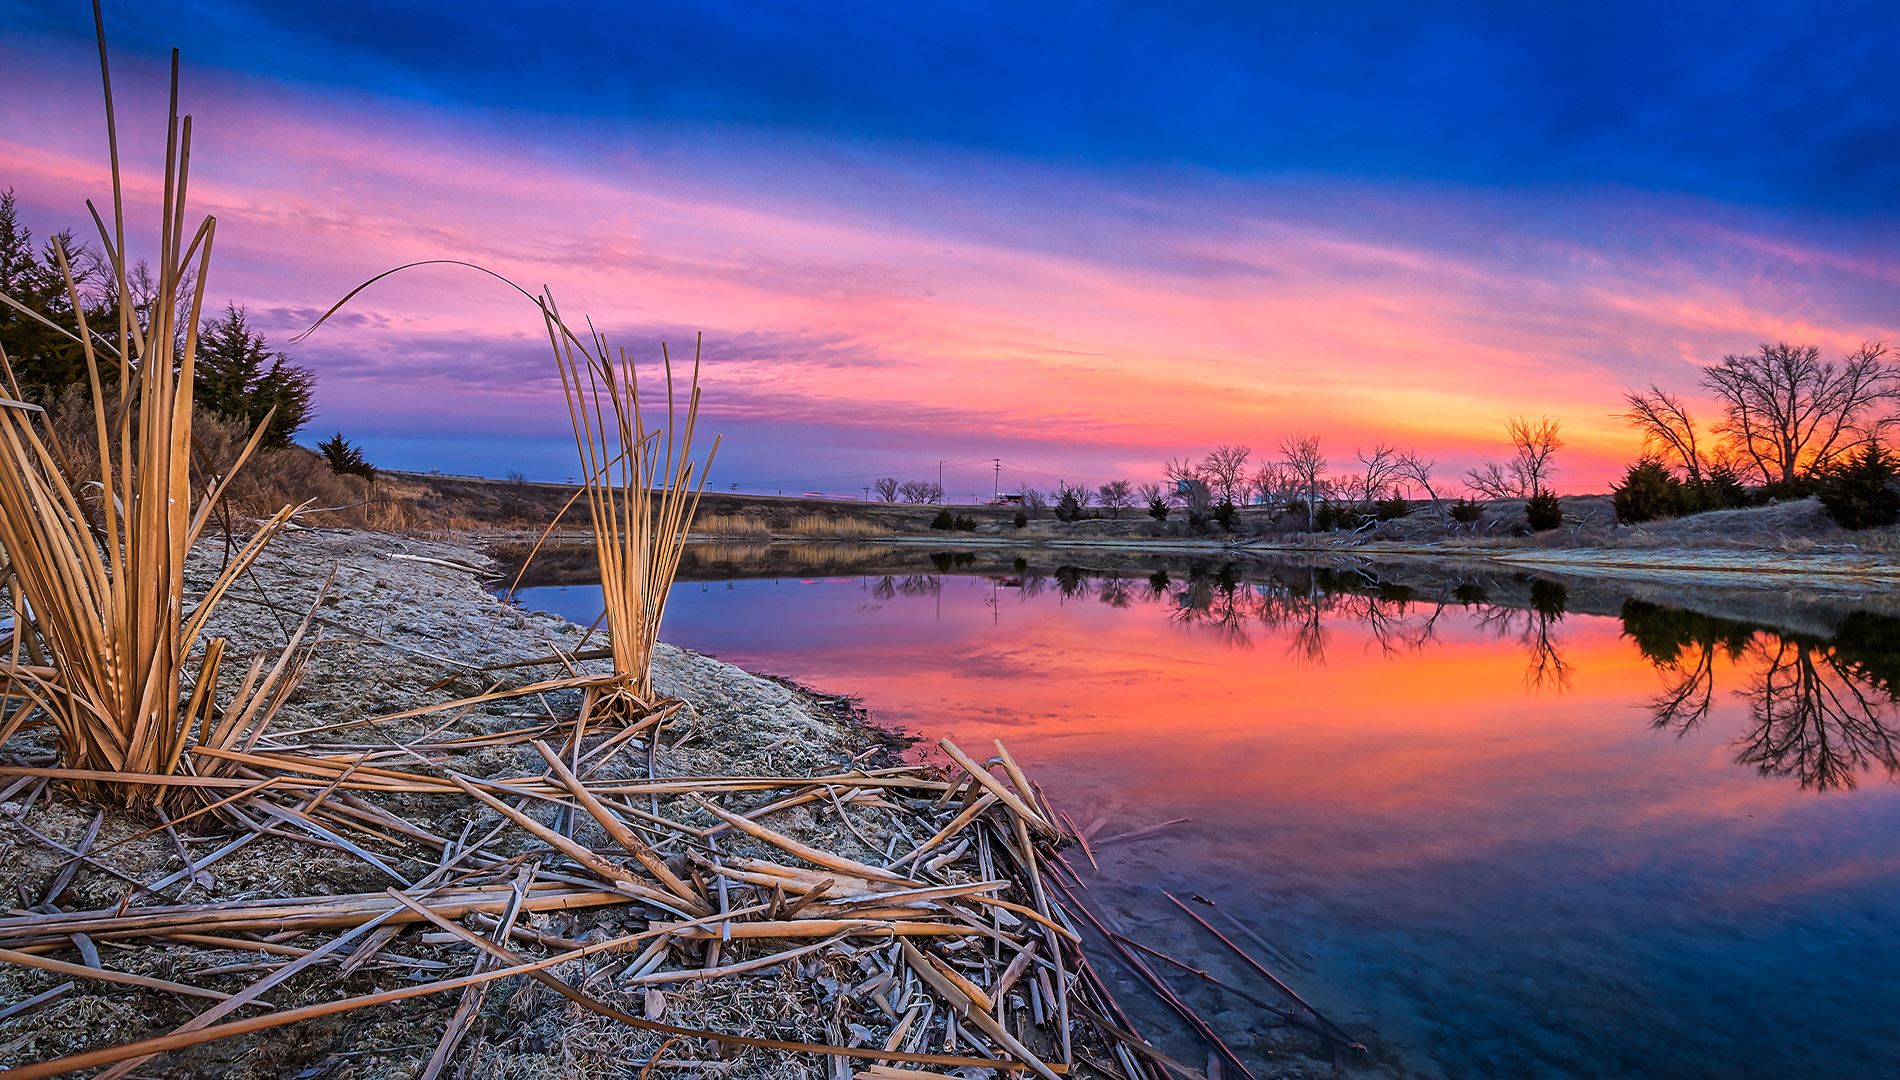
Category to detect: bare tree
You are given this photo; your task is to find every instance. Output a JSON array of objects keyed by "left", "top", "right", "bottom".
[
  {"left": 1097, "top": 479, "right": 1133, "bottom": 518},
  {"left": 1346, "top": 443, "right": 1400, "bottom": 506},
  {"left": 873, "top": 476, "right": 901, "bottom": 502},
  {"left": 1136, "top": 481, "right": 1168, "bottom": 518},
  {"left": 1163, "top": 456, "right": 1200, "bottom": 498},
  {"left": 1508, "top": 416, "right": 1562, "bottom": 496},
  {"left": 1620, "top": 385, "right": 1705, "bottom": 482},
  {"left": 898, "top": 480, "right": 943, "bottom": 504},
  {"left": 1199, "top": 444, "right": 1251, "bottom": 505},
  {"left": 1279, "top": 433, "right": 1326, "bottom": 528},
  {"left": 1464, "top": 461, "right": 1525, "bottom": 500},
  {"left": 1395, "top": 451, "right": 1447, "bottom": 522},
  {"left": 1702, "top": 342, "right": 1900, "bottom": 485},
  {"left": 1466, "top": 416, "right": 1562, "bottom": 498},
  {"left": 1021, "top": 486, "right": 1048, "bottom": 518},
  {"left": 1249, "top": 461, "right": 1293, "bottom": 506}
]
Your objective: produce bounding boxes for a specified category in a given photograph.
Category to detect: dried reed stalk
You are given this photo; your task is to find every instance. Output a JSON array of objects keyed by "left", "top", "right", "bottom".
[
  {"left": 0, "top": 4, "right": 300, "bottom": 807},
  {"left": 542, "top": 296, "right": 718, "bottom": 719}
]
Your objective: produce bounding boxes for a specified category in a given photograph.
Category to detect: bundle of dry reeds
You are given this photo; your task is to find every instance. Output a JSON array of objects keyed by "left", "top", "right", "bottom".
[
  {"left": 0, "top": 5, "right": 301, "bottom": 807},
  {"left": 543, "top": 300, "right": 718, "bottom": 722}
]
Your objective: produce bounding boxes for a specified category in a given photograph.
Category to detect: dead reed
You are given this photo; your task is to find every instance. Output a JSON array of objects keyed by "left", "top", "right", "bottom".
[
  {"left": 0, "top": 7, "right": 301, "bottom": 808},
  {"left": 543, "top": 300, "right": 719, "bottom": 720}
]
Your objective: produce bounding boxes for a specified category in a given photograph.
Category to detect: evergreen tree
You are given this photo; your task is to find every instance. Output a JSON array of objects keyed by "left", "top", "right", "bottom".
[
  {"left": 0, "top": 189, "right": 112, "bottom": 397},
  {"left": 1816, "top": 443, "right": 1899, "bottom": 530},
  {"left": 195, "top": 304, "right": 316, "bottom": 447},
  {"left": 1612, "top": 457, "right": 1684, "bottom": 523},
  {"left": 1525, "top": 490, "right": 1564, "bottom": 531},
  {"left": 317, "top": 431, "right": 376, "bottom": 481}
]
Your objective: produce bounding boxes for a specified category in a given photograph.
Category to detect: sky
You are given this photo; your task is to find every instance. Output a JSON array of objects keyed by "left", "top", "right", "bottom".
[{"left": 3, "top": 1, "right": 1899, "bottom": 496}]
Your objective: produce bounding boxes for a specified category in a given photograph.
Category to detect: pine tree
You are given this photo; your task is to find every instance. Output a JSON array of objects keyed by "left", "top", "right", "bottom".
[
  {"left": 0, "top": 189, "right": 111, "bottom": 397},
  {"left": 317, "top": 431, "right": 375, "bottom": 481},
  {"left": 1817, "top": 443, "right": 1899, "bottom": 530},
  {"left": 194, "top": 304, "right": 317, "bottom": 447},
  {"left": 1612, "top": 458, "right": 1684, "bottom": 523}
]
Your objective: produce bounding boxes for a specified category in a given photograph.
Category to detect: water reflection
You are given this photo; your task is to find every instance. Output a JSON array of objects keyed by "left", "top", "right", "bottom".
[
  {"left": 1624, "top": 600, "right": 1900, "bottom": 791},
  {"left": 839, "top": 560, "right": 1900, "bottom": 790},
  {"left": 509, "top": 544, "right": 1900, "bottom": 1076}
]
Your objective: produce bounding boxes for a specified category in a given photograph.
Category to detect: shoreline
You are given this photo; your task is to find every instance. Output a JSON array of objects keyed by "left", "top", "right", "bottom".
[
  {"left": 476, "top": 529, "right": 1900, "bottom": 590},
  {"left": 0, "top": 528, "right": 1157, "bottom": 1079}
]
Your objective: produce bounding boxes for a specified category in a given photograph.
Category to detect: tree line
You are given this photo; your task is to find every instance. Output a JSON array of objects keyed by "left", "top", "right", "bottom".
[
  {"left": 1011, "top": 415, "right": 1569, "bottom": 535},
  {"left": 884, "top": 339, "right": 1900, "bottom": 537},
  {"left": 1, "top": 189, "right": 317, "bottom": 449}
]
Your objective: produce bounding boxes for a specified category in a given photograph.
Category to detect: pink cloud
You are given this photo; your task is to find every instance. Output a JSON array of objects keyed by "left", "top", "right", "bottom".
[{"left": 3, "top": 41, "right": 1898, "bottom": 490}]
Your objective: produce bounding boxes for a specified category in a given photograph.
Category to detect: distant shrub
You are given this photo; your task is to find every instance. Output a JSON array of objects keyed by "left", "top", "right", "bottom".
[
  {"left": 953, "top": 514, "right": 978, "bottom": 531},
  {"left": 1146, "top": 494, "right": 1169, "bottom": 520},
  {"left": 1449, "top": 497, "right": 1485, "bottom": 524},
  {"left": 317, "top": 431, "right": 375, "bottom": 481},
  {"left": 1612, "top": 458, "right": 1683, "bottom": 523},
  {"left": 1817, "top": 444, "right": 1900, "bottom": 530},
  {"left": 1690, "top": 462, "right": 1750, "bottom": 512},
  {"left": 1525, "top": 490, "right": 1564, "bottom": 531},
  {"left": 1013, "top": 509, "right": 1028, "bottom": 528},
  {"left": 1313, "top": 501, "right": 1363, "bottom": 532},
  {"left": 1757, "top": 475, "right": 1818, "bottom": 503},
  {"left": 1374, "top": 495, "right": 1410, "bottom": 520},
  {"left": 929, "top": 508, "right": 955, "bottom": 530},
  {"left": 1212, "top": 500, "right": 1238, "bottom": 532}
]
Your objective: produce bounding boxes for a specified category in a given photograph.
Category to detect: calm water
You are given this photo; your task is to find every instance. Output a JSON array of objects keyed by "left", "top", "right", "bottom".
[{"left": 513, "top": 547, "right": 1900, "bottom": 1079}]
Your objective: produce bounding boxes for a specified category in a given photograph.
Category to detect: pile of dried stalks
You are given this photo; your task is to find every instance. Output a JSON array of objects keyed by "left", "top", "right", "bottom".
[{"left": 0, "top": 682, "right": 1173, "bottom": 1078}]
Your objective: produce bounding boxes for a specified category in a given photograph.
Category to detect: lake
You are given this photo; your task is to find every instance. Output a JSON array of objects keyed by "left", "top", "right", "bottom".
[{"left": 510, "top": 543, "right": 1900, "bottom": 1079}]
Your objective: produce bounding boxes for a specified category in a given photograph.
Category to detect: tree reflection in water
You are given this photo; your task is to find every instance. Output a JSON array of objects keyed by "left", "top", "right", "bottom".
[
  {"left": 871, "top": 559, "right": 1897, "bottom": 791},
  {"left": 1472, "top": 579, "right": 1572, "bottom": 691},
  {"left": 1622, "top": 601, "right": 1900, "bottom": 791}
]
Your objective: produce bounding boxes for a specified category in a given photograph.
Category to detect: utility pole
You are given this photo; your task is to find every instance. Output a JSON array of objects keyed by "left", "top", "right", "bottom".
[
  {"left": 938, "top": 460, "right": 944, "bottom": 493},
  {"left": 862, "top": 485, "right": 869, "bottom": 501},
  {"left": 993, "top": 458, "right": 1000, "bottom": 501}
]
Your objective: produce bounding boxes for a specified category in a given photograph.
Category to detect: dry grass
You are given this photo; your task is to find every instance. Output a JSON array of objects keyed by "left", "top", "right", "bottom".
[
  {"left": 0, "top": 31, "right": 302, "bottom": 807},
  {"left": 545, "top": 303, "right": 718, "bottom": 715},
  {"left": 692, "top": 512, "right": 773, "bottom": 536},
  {"left": 785, "top": 513, "right": 890, "bottom": 537},
  {"left": 693, "top": 513, "right": 891, "bottom": 538}
]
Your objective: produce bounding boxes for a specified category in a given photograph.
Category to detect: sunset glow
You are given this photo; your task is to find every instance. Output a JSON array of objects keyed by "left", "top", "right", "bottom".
[{"left": 4, "top": 4, "right": 1897, "bottom": 494}]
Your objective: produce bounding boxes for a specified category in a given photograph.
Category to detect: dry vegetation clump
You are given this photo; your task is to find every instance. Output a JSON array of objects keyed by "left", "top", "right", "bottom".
[
  {"left": 692, "top": 512, "right": 774, "bottom": 537},
  {"left": 0, "top": 38, "right": 305, "bottom": 808},
  {"left": 691, "top": 513, "right": 891, "bottom": 539},
  {"left": 544, "top": 309, "right": 718, "bottom": 719}
]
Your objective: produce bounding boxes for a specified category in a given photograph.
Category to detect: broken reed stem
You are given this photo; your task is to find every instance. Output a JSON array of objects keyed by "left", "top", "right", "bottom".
[
  {"left": 542, "top": 295, "right": 719, "bottom": 714},
  {"left": 0, "top": 3, "right": 300, "bottom": 809}
]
